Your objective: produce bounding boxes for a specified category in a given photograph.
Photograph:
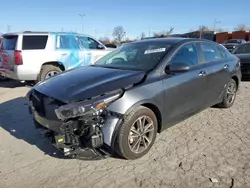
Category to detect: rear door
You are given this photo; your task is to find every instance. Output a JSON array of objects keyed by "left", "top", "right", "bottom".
[
  {"left": 197, "top": 42, "right": 230, "bottom": 106},
  {"left": 0, "top": 35, "right": 18, "bottom": 73},
  {"left": 55, "top": 34, "right": 82, "bottom": 70}
]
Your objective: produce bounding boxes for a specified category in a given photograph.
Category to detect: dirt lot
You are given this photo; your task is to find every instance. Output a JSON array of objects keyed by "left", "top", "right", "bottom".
[{"left": 0, "top": 80, "right": 250, "bottom": 188}]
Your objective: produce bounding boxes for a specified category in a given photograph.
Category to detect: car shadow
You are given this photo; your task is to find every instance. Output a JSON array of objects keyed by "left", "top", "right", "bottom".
[
  {"left": 242, "top": 78, "right": 250, "bottom": 82},
  {"left": 0, "top": 96, "right": 68, "bottom": 159},
  {"left": 0, "top": 79, "right": 35, "bottom": 88}
]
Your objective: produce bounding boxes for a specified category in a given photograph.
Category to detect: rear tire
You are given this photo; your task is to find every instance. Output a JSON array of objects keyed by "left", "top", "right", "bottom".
[
  {"left": 217, "top": 78, "right": 237, "bottom": 108},
  {"left": 37, "top": 64, "right": 62, "bottom": 82},
  {"left": 115, "top": 106, "right": 158, "bottom": 160}
]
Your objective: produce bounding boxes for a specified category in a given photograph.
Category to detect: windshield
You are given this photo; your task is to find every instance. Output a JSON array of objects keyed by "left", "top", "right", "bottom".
[
  {"left": 233, "top": 43, "right": 250, "bottom": 54},
  {"left": 225, "top": 39, "right": 241, "bottom": 44},
  {"left": 94, "top": 42, "right": 172, "bottom": 71}
]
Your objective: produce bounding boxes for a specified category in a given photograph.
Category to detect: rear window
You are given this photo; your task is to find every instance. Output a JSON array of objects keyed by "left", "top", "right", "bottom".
[
  {"left": 225, "top": 40, "right": 242, "bottom": 44},
  {"left": 0, "top": 35, "right": 18, "bottom": 50},
  {"left": 233, "top": 43, "right": 250, "bottom": 54},
  {"left": 22, "top": 35, "right": 48, "bottom": 50}
]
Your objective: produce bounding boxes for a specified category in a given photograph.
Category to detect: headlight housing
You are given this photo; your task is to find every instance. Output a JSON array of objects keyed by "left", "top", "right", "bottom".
[{"left": 55, "top": 91, "right": 122, "bottom": 121}]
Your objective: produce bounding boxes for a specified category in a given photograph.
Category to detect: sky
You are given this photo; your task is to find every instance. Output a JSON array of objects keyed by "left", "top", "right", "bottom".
[{"left": 0, "top": 0, "right": 250, "bottom": 39}]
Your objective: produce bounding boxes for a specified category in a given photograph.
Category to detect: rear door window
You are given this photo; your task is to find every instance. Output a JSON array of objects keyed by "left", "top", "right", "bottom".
[
  {"left": 56, "top": 35, "right": 79, "bottom": 49},
  {"left": 22, "top": 35, "right": 48, "bottom": 50},
  {"left": 200, "top": 43, "right": 223, "bottom": 63},
  {"left": 0, "top": 35, "right": 18, "bottom": 50}
]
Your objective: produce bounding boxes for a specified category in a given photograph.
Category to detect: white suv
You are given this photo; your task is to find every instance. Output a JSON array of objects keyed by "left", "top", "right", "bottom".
[{"left": 0, "top": 31, "right": 113, "bottom": 82}]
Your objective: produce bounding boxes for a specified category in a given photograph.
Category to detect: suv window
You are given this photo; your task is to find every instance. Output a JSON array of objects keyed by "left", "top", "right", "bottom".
[
  {"left": 77, "top": 36, "right": 101, "bottom": 50},
  {"left": 57, "top": 35, "right": 79, "bottom": 49},
  {"left": 200, "top": 43, "right": 223, "bottom": 63},
  {"left": 22, "top": 35, "right": 48, "bottom": 50},
  {"left": 88, "top": 37, "right": 100, "bottom": 49},
  {"left": 171, "top": 43, "right": 199, "bottom": 66},
  {"left": 76, "top": 36, "right": 89, "bottom": 49},
  {"left": 1, "top": 35, "right": 18, "bottom": 50}
]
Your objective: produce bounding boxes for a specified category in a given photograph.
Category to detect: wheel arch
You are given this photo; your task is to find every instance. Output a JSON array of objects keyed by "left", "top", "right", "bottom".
[
  {"left": 36, "top": 61, "right": 65, "bottom": 82},
  {"left": 231, "top": 75, "right": 239, "bottom": 90},
  {"left": 41, "top": 61, "right": 65, "bottom": 71},
  {"left": 123, "top": 100, "right": 163, "bottom": 133}
]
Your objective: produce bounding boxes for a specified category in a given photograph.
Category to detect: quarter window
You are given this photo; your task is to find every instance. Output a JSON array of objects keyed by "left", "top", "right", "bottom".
[
  {"left": 22, "top": 35, "right": 48, "bottom": 50},
  {"left": 171, "top": 43, "right": 199, "bottom": 66},
  {"left": 200, "top": 43, "right": 223, "bottom": 63}
]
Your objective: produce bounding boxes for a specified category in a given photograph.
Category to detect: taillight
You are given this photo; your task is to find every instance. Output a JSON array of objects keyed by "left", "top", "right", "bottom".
[{"left": 14, "top": 50, "right": 23, "bottom": 65}]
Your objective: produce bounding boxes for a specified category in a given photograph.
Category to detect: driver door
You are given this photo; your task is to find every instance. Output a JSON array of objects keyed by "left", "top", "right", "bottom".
[{"left": 162, "top": 42, "right": 208, "bottom": 126}]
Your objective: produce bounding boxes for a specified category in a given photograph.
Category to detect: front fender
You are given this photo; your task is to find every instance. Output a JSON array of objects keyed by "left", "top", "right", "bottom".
[{"left": 102, "top": 79, "right": 165, "bottom": 147}]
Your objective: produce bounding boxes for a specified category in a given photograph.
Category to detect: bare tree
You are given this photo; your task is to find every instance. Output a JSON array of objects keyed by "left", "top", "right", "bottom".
[
  {"left": 234, "top": 24, "right": 248, "bottom": 31},
  {"left": 199, "top": 25, "right": 210, "bottom": 38},
  {"left": 140, "top": 32, "right": 146, "bottom": 39},
  {"left": 112, "top": 26, "right": 126, "bottom": 44},
  {"left": 165, "top": 27, "right": 174, "bottom": 36},
  {"left": 153, "top": 27, "right": 175, "bottom": 38}
]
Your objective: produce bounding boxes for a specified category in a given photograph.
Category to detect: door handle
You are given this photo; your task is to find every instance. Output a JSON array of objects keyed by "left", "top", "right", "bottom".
[
  {"left": 224, "top": 64, "right": 229, "bottom": 69},
  {"left": 199, "top": 71, "right": 207, "bottom": 76}
]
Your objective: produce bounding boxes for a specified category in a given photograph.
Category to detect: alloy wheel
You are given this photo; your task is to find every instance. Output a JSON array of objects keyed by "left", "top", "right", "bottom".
[
  {"left": 226, "top": 81, "right": 236, "bottom": 104},
  {"left": 45, "top": 70, "right": 59, "bottom": 79},
  {"left": 128, "top": 116, "right": 155, "bottom": 154}
]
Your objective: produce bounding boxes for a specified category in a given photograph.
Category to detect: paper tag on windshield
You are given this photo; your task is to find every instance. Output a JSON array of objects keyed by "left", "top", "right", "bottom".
[{"left": 144, "top": 48, "right": 166, "bottom": 54}]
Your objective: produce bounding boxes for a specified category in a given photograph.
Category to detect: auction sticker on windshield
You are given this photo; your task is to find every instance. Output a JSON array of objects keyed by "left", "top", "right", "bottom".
[{"left": 144, "top": 48, "right": 166, "bottom": 54}]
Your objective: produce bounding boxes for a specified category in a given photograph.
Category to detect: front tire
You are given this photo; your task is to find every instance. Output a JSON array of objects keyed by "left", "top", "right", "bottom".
[
  {"left": 218, "top": 78, "right": 237, "bottom": 108},
  {"left": 115, "top": 106, "right": 158, "bottom": 160}
]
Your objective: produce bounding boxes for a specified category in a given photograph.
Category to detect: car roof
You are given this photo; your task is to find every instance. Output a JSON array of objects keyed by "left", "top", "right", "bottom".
[
  {"left": 1, "top": 31, "right": 92, "bottom": 37},
  {"left": 130, "top": 37, "right": 216, "bottom": 45},
  {"left": 1, "top": 31, "right": 99, "bottom": 41}
]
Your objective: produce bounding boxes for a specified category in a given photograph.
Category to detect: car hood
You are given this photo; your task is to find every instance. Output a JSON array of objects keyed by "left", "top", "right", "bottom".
[
  {"left": 33, "top": 66, "right": 146, "bottom": 103},
  {"left": 234, "top": 54, "right": 250, "bottom": 63}
]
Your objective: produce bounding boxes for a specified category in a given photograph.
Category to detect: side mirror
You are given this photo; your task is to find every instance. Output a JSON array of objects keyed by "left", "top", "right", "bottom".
[
  {"left": 97, "top": 44, "right": 105, "bottom": 49},
  {"left": 166, "top": 62, "right": 190, "bottom": 73}
]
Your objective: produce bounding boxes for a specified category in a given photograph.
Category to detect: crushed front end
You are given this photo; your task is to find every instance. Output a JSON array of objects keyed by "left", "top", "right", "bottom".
[{"left": 26, "top": 89, "right": 123, "bottom": 160}]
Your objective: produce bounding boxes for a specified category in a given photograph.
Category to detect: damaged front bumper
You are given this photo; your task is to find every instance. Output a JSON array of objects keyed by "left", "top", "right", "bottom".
[
  {"left": 26, "top": 88, "right": 124, "bottom": 160},
  {"left": 29, "top": 104, "right": 122, "bottom": 160}
]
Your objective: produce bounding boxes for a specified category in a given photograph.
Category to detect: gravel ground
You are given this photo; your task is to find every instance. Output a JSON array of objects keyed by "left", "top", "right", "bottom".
[{"left": 0, "top": 80, "right": 250, "bottom": 188}]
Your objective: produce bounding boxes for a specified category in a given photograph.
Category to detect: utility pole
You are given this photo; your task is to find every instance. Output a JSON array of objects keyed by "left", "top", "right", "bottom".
[
  {"left": 7, "top": 25, "right": 11, "bottom": 32},
  {"left": 213, "top": 18, "right": 221, "bottom": 32},
  {"left": 78, "top": 13, "right": 86, "bottom": 33}
]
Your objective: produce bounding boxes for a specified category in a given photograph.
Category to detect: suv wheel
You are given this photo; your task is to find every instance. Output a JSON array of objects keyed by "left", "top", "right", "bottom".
[
  {"left": 38, "top": 64, "right": 62, "bottom": 82},
  {"left": 116, "top": 106, "right": 158, "bottom": 160},
  {"left": 218, "top": 78, "right": 237, "bottom": 108}
]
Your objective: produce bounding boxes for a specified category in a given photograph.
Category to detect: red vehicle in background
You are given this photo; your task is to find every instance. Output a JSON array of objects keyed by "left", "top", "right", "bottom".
[{"left": 0, "top": 36, "right": 9, "bottom": 80}]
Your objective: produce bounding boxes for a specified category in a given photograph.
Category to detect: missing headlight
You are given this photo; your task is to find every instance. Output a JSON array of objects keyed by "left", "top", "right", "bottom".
[{"left": 55, "top": 92, "right": 122, "bottom": 121}]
